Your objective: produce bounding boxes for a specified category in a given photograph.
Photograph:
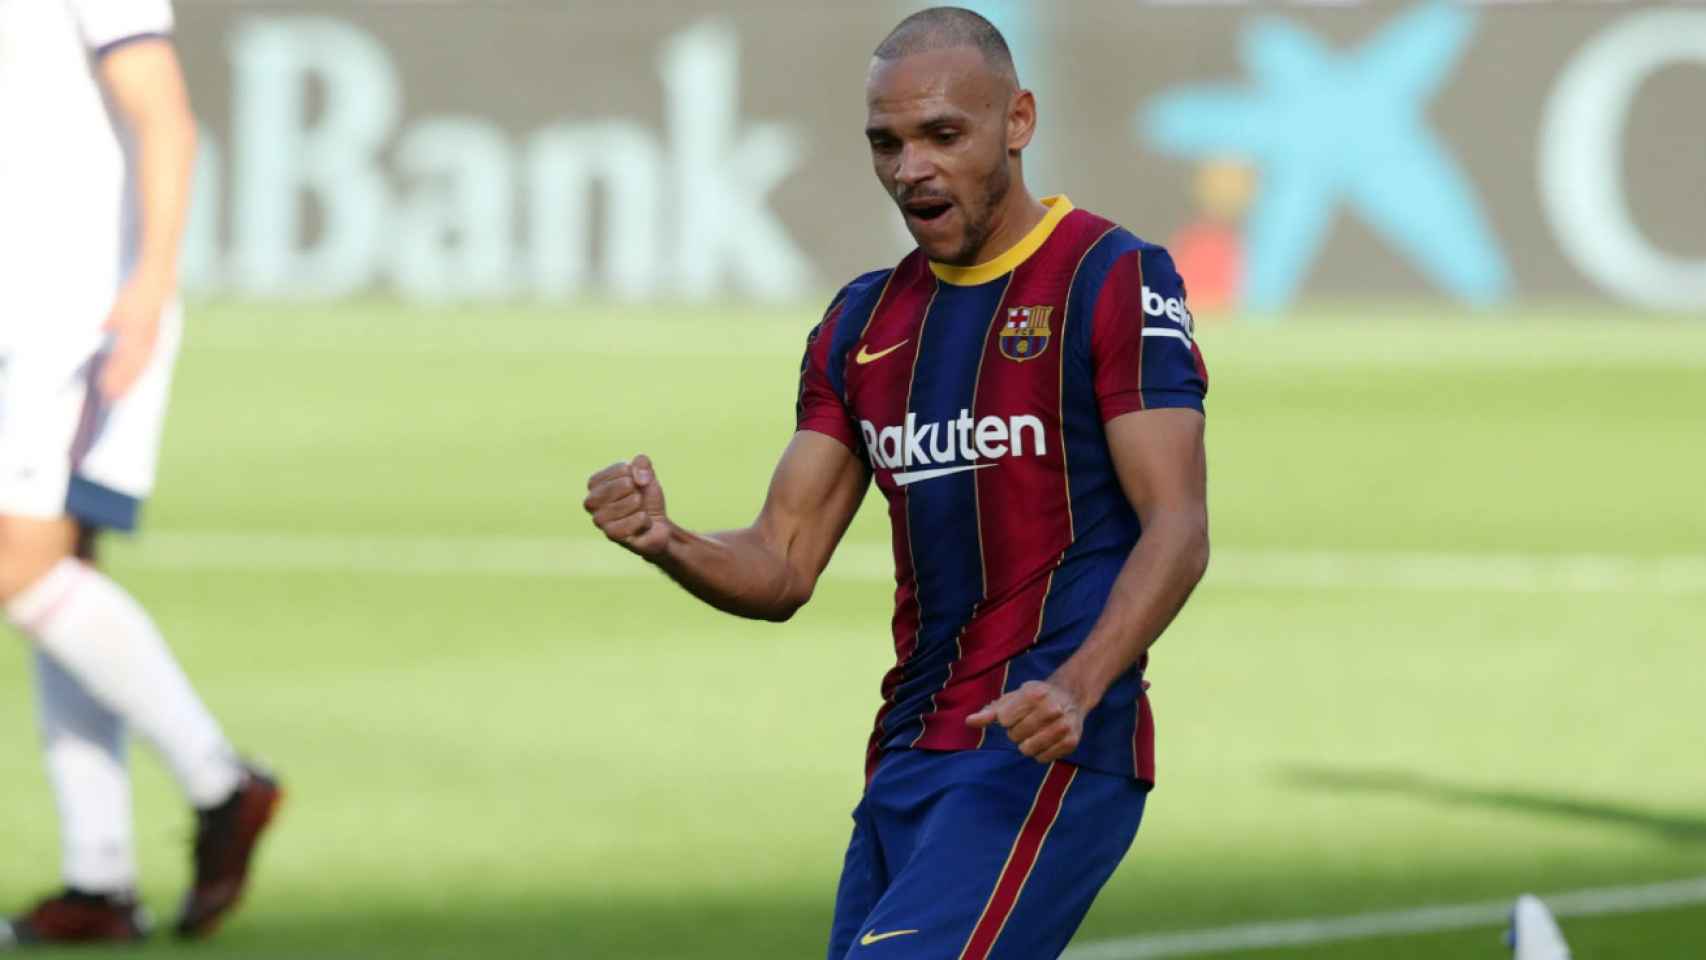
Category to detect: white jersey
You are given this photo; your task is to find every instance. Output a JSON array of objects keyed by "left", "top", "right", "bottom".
[
  {"left": 0, "top": 0, "right": 175, "bottom": 340},
  {"left": 0, "top": 0, "right": 181, "bottom": 530}
]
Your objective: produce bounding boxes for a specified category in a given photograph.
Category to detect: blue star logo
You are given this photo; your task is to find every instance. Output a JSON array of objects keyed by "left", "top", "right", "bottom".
[{"left": 1141, "top": 2, "right": 1511, "bottom": 310}]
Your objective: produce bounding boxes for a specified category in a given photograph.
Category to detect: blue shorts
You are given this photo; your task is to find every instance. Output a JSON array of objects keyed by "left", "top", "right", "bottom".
[{"left": 828, "top": 748, "right": 1147, "bottom": 960}]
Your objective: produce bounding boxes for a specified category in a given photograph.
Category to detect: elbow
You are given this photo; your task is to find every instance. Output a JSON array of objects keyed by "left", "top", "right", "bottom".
[
  {"left": 170, "top": 107, "right": 198, "bottom": 158},
  {"left": 158, "top": 96, "right": 197, "bottom": 149},
  {"left": 776, "top": 584, "right": 816, "bottom": 622},
  {"left": 130, "top": 97, "right": 196, "bottom": 142},
  {"left": 757, "top": 580, "right": 815, "bottom": 623},
  {"left": 1185, "top": 517, "right": 1211, "bottom": 586},
  {"left": 757, "top": 601, "right": 806, "bottom": 623}
]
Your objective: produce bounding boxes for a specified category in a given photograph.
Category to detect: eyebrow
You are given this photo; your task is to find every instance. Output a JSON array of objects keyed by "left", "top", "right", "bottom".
[{"left": 865, "top": 112, "right": 964, "bottom": 140}]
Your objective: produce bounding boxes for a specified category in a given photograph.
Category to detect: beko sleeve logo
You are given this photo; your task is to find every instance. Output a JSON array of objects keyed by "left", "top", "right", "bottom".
[{"left": 1141, "top": 284, "right": 1194, "bottom": 334}]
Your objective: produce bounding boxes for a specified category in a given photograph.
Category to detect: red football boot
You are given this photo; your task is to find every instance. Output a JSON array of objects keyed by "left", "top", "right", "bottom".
[
  {"left": 2, "top": 888, "right": 151, "bottom": 946},
  {"left": 173, "top": 762, "right": 284, "bottom": 939}
]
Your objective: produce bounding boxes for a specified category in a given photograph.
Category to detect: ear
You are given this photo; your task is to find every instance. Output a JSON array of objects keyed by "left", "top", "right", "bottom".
[{"left": 1007, "top": 88, "right": 1037, "bottom": 154}]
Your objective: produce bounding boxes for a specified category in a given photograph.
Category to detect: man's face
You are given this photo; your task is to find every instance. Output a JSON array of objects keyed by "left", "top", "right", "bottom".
[{"left": 865, "top": 47, "right": 1015, "bottom": 265}]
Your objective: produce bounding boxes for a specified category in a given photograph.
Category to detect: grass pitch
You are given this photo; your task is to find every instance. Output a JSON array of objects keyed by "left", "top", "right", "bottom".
[{"left": 1, "top": 301, "right": 1702, "bottom": 958}]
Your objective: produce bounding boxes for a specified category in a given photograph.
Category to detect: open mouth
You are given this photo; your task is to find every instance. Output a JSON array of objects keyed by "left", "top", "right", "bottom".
[{"left": 903, "top": 198, "right": 954, "bottom": 222}]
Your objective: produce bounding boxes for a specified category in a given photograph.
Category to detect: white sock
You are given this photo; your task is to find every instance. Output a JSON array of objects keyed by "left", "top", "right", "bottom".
[
  {"left": 7, "top": 559, "right": 241, "bottom": 809},
  {"left": 33, "top": 649, "right": 136, "bottom": 893}
]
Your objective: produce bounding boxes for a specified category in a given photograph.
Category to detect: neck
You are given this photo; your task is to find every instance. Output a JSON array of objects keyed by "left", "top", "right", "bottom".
[{"left": 966, "top": 182, "right": 1046, "bottom": 265}]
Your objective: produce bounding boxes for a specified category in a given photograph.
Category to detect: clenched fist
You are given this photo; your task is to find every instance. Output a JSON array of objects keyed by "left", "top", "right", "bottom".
[
  {"left": 966, "top": 680, "right": 1085, "bottom": 763},
  {"left": 584, "top": 455, "right": 672, "bottom": 558}
]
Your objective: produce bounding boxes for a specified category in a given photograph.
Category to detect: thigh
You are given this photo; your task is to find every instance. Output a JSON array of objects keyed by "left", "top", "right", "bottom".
[
  {"left": 827, "top": 799, "right": 889, "bottom": 960},
  {"left": 986, "top": 766, "right": 1146, "bottom": 960},
  {"left": 841, "top": 753, "right": 1145, "bottom": 960}
]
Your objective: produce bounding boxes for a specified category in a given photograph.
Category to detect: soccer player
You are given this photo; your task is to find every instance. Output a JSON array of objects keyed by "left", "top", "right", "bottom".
[
  {"left": 0, "top": 0, "right": 281, "bottom": 946},
  {"left": 584, "top": 8, "right": 1208, "bottom": 958}
]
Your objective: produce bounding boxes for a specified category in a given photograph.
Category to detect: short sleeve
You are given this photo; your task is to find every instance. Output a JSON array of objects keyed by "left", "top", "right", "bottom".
[
  {"left": 68, "top": 0, "right": 173, "bottom": 55},
  {"left": 795, "top": 295, "right": 860, "bottom": 452},
  {"left": 1091, "top": 246, "right": 1208, "bottom": 421}
]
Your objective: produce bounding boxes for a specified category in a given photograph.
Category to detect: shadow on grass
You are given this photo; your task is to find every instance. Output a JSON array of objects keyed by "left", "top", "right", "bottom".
[
  {"left": 1282, "top": 766, "right": 1706, "bottom": 845},
  {"left": 22, "top": 895, "right": 836, "bottom": 960}
]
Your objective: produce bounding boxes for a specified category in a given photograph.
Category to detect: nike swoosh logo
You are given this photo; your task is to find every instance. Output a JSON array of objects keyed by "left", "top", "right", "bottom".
[
  {"left": 855, "top": 340, "right": 909, "bottom": 365},
  {"left": 860, "top": 929, "right": 920, "bottom": 946},
  {"left": 890, "top": 463, "right": 995, "bottom": 486}
]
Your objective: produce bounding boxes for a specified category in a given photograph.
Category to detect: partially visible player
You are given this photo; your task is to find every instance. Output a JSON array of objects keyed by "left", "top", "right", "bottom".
[
  {"left": 1509, "top": 895, "right": 1571, "bottom": 960},
  {"left": 585, "top": 8, "right": 1209, "bottom": 958},
  {"left": 0, "top": 0, "right": 280, "bottom": 946}
]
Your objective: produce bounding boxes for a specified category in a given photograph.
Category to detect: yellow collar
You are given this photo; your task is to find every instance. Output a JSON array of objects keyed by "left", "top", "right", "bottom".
[{"left": 928, "top": 195, "right": 1074, "bottom": 286}]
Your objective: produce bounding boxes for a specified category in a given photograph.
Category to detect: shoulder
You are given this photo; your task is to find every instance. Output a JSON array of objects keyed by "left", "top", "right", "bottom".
[
  {"left": 823, "top": 268, "right": 895, "bottom": 323},
  {"left": 1058, "top": 217, "right": 1196, "bottom": 341},
  {"left": 815, "top": 257, "right": 922, "bottom": 348},
  {"left": 804, "top": 267, "right": 894, "bottom": 372},
  {"left": 1061, "top": 214, "right": 1183, "bottom": 306},
  {"left": 1066, "top": 209, "right": 1178, "bottom": 272},
  {"left": 1101, "top": 231, "right": 1190, "bottom": 324}
]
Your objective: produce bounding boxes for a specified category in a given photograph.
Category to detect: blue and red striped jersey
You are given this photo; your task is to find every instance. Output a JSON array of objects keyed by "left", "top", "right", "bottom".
[{"left": 797, "top": 197, "right": 1207, "bottom": 785}]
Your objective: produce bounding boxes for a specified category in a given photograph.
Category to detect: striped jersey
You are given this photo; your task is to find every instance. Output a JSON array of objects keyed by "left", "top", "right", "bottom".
[{"left": 796, "top": 196, "right": 1208, "bottom": 785}]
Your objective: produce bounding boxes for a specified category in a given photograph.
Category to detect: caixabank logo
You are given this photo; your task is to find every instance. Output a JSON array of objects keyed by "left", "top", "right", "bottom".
[
  {"left": 1135, "top": 2, "right": 1706, "bottom": 313},
  {"left": 1143, "top": 3, "right": 1509, "bottom": 312},
  {"left": 175, "top": 1, "right": 1706, "bottom": 311},
  {"left": 180, "top": 18, "right": 815, "bottom": 302}
]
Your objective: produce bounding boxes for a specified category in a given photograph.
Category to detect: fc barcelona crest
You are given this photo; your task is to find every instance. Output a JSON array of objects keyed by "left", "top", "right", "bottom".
[{"left": 999, "top": 305, "right": 1053, "bottom": 362}]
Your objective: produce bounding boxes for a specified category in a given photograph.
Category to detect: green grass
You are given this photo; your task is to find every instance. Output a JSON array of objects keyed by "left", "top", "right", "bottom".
[{"left": 2, "top": 302, "right": 1703, "bottom": 958}]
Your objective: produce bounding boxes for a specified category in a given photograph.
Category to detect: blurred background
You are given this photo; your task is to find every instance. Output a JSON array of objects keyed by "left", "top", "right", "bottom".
[{"left": 2, "top": 1, "right": 1703, "bottom": 957}]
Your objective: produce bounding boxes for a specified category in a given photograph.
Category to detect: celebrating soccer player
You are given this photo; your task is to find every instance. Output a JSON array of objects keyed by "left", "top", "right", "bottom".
[
  {"left": 585, "top": 8, "right": 1209, "bottom": 957},
  {"left": 0, "top": 0, "right": 281, "bottom": 946}
]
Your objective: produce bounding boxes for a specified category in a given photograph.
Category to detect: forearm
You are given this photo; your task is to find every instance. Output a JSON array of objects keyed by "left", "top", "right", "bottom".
[
  {"left": 128, "top": 106, "right": 195, "bottom": 289},
  {"left": 1051, "top": 511, "right": 1209, "bottom": 710},
  {"left": 651, "top": 523, "right": 810, "bottom": 622},
  {"left": 587, "top": 437, "right": 864, "bottom": 622}
]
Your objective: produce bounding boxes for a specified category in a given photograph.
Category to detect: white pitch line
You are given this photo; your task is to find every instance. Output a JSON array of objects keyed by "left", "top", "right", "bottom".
[
  {"left": 1064, "top": 874, "right": 1706, "bottom": 959},
  {"left": 109, "top": 532, "right": 1706, "bottom": 595},
  {"left": 1205, "top": 547, "right": 1706, "bottom": 595}
]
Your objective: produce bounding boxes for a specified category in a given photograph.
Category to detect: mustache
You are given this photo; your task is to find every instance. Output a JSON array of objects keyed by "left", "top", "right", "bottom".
[{"left": 895, "top": 188, "right": 954, "bottom": 206}]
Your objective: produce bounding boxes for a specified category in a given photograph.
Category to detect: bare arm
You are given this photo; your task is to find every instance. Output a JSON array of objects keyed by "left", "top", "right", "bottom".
[
  {"left": 1052, "top": 408, "right": 1209, "bottom": 706},
  {"left": 584, "top": 431, "right": 869, "bottom": 622},
  {"left": 95, "top": 38, "right": 196, "bottom": 400},
  {"left": 969, "top": 408, "right": 1209, "bottom": 760}
]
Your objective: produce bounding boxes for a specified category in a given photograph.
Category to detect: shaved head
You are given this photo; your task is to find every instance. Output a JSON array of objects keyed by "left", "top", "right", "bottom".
[
  {"left": 874, "top": 6, "right": 1018, "bottom": 89},
  {"left": 865, "top": 7, "right": 1040, "bottom": 265}
]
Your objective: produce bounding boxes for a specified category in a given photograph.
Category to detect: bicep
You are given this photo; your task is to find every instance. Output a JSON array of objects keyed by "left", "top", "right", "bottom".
[
  {"left": 756, "top": 429, "right": 870, "bottom": 581},
  {"left": 96, "top": 38, "right": 192, "bottom": 127},
  {"left": 1105, "top": 409, "right": 1206, "bottom": 525}
]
